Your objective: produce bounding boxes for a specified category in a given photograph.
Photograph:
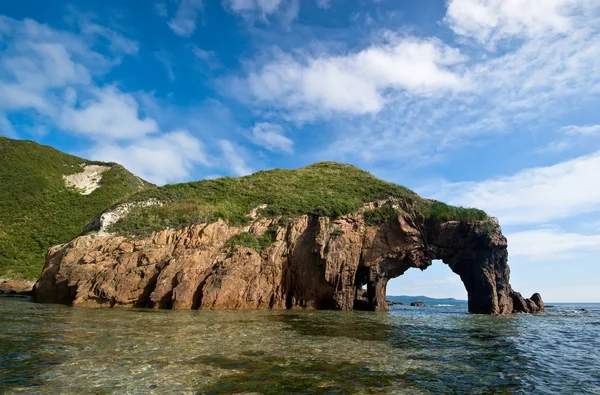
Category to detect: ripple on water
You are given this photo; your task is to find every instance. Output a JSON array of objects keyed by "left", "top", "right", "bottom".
[{"left": 0, "top": 298, "right": 599, "bottom": 394}]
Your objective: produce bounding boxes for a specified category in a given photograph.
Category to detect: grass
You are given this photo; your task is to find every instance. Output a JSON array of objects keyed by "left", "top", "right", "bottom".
[
  {"left": 110, "top": 161, "right": 488, "bottom": 236},
  {"left": 330, "top": 229, "right": 344, "bottom": 239},
  {"left": 1, "top": 138, "right": 491, "bottom": 280},
  {"left": 424, "top": 201, "right": 488, "bottom": 223},
  {"left": 0, "top": 137, "right": 152, "bottom": 280},
  {"left": 364, "top": 205, "right": 399, "bottom": 226},
  {"left": 225, "top": 229, "right": 277, "bottom": 254}
]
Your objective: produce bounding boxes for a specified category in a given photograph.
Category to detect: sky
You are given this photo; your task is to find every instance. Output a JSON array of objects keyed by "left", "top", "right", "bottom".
[{"left": 1, "top": 0, "right": 599, "bottom": 302}]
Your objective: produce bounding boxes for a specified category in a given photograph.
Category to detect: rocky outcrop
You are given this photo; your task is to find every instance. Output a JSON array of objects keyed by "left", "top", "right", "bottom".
[
  {"left": 410, "top": 301, "right": 426, "bottom": 307},
  {"left": 0, "top": 280, "right": 34, "bottom": 296},
  {"left": 34, "top": 201, "right": 543, "bottom": 314}
]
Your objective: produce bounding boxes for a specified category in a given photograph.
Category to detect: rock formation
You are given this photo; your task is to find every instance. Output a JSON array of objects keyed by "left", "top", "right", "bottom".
[
  {"left": 0, "top": 280, "right": 33, "bottom": 296},
  {"left": 33, "top": 201, "right": 543, "bottom": 314},
  {"left": 410, "top": 301, "right": 426, "bottom": 307}
]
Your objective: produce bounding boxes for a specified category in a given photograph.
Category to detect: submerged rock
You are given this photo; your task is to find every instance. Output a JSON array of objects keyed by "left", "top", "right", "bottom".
[
  {"left": 410, "top": 301, "right": 426, "bottom": 307},
  {"left": 386, "top": 300, "right": 404, "bottom": 306},
  {"left": 34, "top": 200, "right": 543, "bottom": 314}
]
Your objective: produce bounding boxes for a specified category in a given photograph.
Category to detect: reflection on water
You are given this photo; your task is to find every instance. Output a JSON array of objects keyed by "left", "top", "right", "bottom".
[{"left": 1, "top": 298, "right": 599, "bottom": 394}]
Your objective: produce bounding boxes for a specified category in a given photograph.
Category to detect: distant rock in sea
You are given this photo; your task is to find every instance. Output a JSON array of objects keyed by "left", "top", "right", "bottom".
[
  {"left": 386, "top": 300, "right": 404, "bottom": 306},
  {"left": 411, "top": 301, "right": 426, "bottom": 307}
]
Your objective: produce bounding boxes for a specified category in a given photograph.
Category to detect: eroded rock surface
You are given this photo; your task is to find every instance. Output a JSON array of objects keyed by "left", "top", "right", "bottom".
[
  {"left": 34, "top": 202, "right": 543, "bottom": 314},
  {"left": 0, "top": 280, "right": 34, "bottom": 296},
  {"left": 63, "top": 165, "right": 111, "bottom": 195}
]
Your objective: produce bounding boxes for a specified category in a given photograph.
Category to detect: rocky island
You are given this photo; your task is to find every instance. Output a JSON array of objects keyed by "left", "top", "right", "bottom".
[{"left": 31, "top": 161, "right": 543, "bottom": 315}]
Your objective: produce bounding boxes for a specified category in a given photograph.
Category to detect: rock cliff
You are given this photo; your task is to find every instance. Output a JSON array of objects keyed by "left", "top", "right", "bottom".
[{"left": 33, "top": 200, "right": 543, "bottom": 314}]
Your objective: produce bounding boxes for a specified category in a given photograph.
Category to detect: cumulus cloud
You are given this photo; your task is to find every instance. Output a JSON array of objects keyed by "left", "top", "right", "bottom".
[
  {"left": 246, "top": 37, "right": 466, "bottom": 118},
  {"left": 88, "top": 130, "right": 208, "bottom": 185},
  {"left": 444, "top": 0, "right": 577, "bottom": 46},
  {"left": 59, "top": 86, "right": 159, "bottom": 140},
  {"left": 309, "top": 0, "right": 600, "bottom": 164},
  {"left": 167, "top": 0, "right": 203, "bottom": 37},
  {"left": 250, "top": 122, "right": 294, "bottom": 153},
  {"left": 0, "top": 16, "right": 212, "bottom": 184},
  {"left": 425, "top": 151, "right": 600, "bottom": 226},
  {"left": 0, "top": 16, "right": 136, "bottom": 119}
]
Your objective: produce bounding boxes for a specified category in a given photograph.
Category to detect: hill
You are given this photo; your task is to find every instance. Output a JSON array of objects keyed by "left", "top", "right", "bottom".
[
  {"left": 0, "top": 137, "right": 153, "bottom": 279},
  {"left": 106, "top": 161, "right": 488, "bottom": 236}
]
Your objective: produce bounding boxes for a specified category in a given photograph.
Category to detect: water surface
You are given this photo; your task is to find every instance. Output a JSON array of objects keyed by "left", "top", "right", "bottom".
[{"left": 1, "top": 298, "right": 599, "bottom": 394}]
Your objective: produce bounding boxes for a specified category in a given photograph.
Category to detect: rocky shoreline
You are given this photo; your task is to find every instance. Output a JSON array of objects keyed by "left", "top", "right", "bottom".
[{"left": 0, "top": 280, "right": 34, "bottom": 297}]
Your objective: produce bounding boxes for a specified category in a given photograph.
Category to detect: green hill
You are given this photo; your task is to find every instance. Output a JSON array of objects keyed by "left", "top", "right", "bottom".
[
  {"left": 0, "top": 137, "right": 153, "bottom": 279},
  {"left": 108, "top": 161, "right": 488, "bottom": 236}
]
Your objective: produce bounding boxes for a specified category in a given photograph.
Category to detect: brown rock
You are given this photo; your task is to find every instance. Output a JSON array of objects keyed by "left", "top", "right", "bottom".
[
  {"left": 0, "top": 280, "right": 34, "bottom": 296},
  {"left": 410, "top": 301, "right": 426, "bottom": 307},
  {"left": 33, "top": 202, "right": 543, "bottom": 315}
]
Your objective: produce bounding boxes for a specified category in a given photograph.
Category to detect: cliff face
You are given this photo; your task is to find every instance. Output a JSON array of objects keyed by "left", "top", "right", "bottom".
[{"left": 33, "top": 201, "right": 543, "bottom": 314}]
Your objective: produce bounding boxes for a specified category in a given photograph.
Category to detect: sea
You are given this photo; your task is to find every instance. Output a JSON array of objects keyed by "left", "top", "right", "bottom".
[{"left": 1, "top": 297, "right": 599, "bottom": 394}]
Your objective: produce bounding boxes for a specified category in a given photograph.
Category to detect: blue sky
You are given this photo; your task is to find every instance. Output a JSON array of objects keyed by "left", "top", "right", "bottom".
[{"left": 1, "top": 0, "right": 600, "bottom": 302}]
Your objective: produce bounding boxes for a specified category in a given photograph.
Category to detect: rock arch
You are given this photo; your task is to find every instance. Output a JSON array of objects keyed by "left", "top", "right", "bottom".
[{"left": 344, "top": 218, "right": 543, "bottom": 314}]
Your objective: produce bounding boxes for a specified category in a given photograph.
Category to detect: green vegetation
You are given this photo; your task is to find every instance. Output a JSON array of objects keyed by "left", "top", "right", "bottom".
[
  {"left": 424, "top": 201, "right": 487, "bottom": 223},
  {"left": 364, "top": 205, "right": 399, "bottom": 226},
  {"left": 225, "top": 229, "right": 277, "bottom": 254},
  {"left": 111, "top": 161, "right": 488, "bottom": 236},
  {"left": 330, "top": 228, "right": 344, "bottom": 239},
  {"left": 0, "top": 137, "right": 152, "bottom": 279},
  {"left": 111, "top": 162, "right": 423, "bottom": 235},
  {"left": 0, "top": 138, "right": 490, "bottom": 280}
]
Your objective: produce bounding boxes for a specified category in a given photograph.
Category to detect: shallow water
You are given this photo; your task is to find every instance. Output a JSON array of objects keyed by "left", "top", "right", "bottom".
[{"left": 1, "top": 298, "right": 599, "bottom": 394}]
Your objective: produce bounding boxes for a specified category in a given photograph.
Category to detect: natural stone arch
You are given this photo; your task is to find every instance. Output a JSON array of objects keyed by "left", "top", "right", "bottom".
[{"left": 347, "top": 218, "right": 543, "bottom": 314}]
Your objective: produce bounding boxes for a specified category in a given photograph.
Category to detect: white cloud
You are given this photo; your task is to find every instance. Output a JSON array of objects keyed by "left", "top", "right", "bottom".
[
  {"left": 444, "top": 0, "right": 577, "bottom": 46},
  {"left": 59, "top": 86, "right": 158, "bottom": 140},
  {"left": 310, "top": 0, "right": 600, "bottom": 164},
  {"left": 89, "top": 130, "right": 208, "bottom": 185},
  {"left": 0, "top": 16, "right": 216, "bottom": 185},
  {"left": 167, "top": 0, "right": 203, "bottom": 37},
  {"left": 246, "top": 37, "right": 467, "bottom": 118},
  {"left": 224, "top": 0, "right": 282, "bottom": 15},
  {"left": 316, "top": 0, "right": 331, "bottom": 9},
  {"left": 250, "top": 122, "right": 294, "bottom": 153},
  {"left": 222, "top": 0, "right": 299, "bottom": 23},
  {"left": 508, "top": 228, "right": 600, "bottom": 260},
  {"left": 218, "top": 140, "right": 252, "bottom": 176},
  {"left": 0, "top": 16, "right": 136, "bottom": 119},
  {"left": 426, "top": 151, "right": 600, "bottom": 226},
  {"left": 562, "top": 124, "right": 600, "bottom": 135}
]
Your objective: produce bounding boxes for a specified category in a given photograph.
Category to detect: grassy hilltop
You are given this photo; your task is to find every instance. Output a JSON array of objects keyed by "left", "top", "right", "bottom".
[
  {"left": 0, "top": 137, "right": 152, "bottom": 279},
  {"left": 0, "top": 137, "right": 488, "bottom": 280},
  {"left": 109, "top": 162, "right": 488, "bottom": 236}
]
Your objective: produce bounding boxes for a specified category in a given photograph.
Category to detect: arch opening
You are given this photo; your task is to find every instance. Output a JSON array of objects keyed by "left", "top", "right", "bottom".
[{"left": 385, "top": 260, "right": 468, "bottom": 302}]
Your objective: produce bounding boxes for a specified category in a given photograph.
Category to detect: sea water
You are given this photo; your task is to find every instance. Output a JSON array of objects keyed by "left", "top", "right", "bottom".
[{"left": 1, "top": 297, "right": 599, "bottom": 394}]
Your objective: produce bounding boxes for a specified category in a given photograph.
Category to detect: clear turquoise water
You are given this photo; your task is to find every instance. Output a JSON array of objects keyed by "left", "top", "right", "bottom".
[{"left": 1, "top": 297, "right": 599, "bottom": 394}]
